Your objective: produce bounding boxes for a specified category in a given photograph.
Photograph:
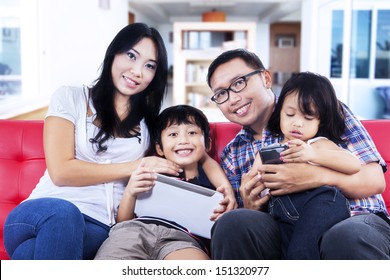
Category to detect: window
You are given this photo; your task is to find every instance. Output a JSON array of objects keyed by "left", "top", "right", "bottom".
[
  {"left": 350, "top": 10, "right": 371, "bottom": 78},
  {"left": 375, "top": 10, "right": 390, "bottom": 79},
  {"left": 330, "top": 10, "right": 344, "bottom": 78},
  {"left": 0, "top": 1, "right": 21, "bottom": 99},
  {"left": 330, "top": 8, "right": 390, "bottom": 80},
  {"left": 0, "top": 0, "right": 41, "bottom": 118}
]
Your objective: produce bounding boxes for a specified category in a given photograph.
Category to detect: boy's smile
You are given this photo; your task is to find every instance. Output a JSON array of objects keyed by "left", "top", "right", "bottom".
[{"left": 156, "top": 123, "right": 207, "bottom": 178}]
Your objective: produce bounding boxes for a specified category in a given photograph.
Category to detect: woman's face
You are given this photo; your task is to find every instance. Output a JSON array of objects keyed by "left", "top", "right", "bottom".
[{"left": 111, "top": 37, "right": 158, "bottom": 98}]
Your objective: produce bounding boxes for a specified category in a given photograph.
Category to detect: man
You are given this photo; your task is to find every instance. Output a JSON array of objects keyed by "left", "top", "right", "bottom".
[{"left": 207, "top": 48, "right": 389, "bottom": 260}]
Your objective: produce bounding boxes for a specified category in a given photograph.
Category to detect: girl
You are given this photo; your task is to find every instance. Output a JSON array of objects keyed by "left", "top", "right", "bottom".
[{"left": 264, "top": 72, "right": 361, "bottom": 259}]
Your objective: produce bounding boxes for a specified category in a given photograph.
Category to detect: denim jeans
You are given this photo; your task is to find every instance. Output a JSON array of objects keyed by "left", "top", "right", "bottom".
[
  {"left": 321, "top": 213, "right": 390, "bottom": 259},
  {"left": 211, "top": 208, "right": 281, "bottom": 260},
  {"left": 4, "top": 198, "right": 110, "bottom": 259},
  {"left": 268, "top": 186, "right": 350, "bottom": 259}
]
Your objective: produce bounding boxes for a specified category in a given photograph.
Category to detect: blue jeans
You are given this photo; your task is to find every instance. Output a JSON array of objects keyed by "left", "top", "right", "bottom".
[
  {"left": 211, "top": 200, "right": 390, "bottom": 260},
  {"left": 4, "top": 198, "right": 110, "bottom": 259},
  {"left": 268, "top": 186, "right": 350, "bottom": 259}
]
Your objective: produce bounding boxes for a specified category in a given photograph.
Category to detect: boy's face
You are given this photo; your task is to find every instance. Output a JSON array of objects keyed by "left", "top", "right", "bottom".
[
  {"left": 156, "top": 122, "right": 207, "bottom": 170},
  {"left": 280, "top": 92, "right": 320, "bottom": 142}
]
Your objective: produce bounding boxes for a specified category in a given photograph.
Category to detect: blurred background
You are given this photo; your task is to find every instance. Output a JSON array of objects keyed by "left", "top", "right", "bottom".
[{"left": 0, "top": 0, "right": 389, "bottom": 121}]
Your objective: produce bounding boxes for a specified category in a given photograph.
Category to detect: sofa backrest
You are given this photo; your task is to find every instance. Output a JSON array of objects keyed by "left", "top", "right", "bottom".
[
  {"left": 0, "top": 120, "right": 46, "bottom": 259},
  {"left": 360, "top": 120, "right": 390, "bottom": 210}
]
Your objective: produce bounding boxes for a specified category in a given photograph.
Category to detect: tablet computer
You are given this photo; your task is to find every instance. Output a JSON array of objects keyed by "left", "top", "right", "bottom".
[{"left": 134, "top": 173, "right": 224, "bottom": 238}]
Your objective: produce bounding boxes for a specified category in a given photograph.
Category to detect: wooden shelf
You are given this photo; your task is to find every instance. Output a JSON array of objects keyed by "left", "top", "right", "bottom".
[{"left": 173, "top": 22, "right": 257, "bottom": 116}]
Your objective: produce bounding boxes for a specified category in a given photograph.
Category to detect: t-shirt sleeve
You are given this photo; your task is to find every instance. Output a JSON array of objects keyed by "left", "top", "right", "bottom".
[{"left": 45, "top": 86, "right": 85, "bottom": 124}]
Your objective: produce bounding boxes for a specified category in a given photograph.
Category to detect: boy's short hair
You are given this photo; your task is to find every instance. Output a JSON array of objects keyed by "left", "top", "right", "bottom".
[{"left": 155, "top": 105, "right": 211, "bottom": 150}]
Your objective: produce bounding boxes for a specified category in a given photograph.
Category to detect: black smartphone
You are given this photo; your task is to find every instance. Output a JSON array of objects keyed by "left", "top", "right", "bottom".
[{"left": 259, "top": 144, "right": 288, "bottom": 164}]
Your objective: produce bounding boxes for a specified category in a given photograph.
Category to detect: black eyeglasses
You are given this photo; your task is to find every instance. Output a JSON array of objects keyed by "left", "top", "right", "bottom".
[{"left": 211, "top": 69, "right": 263, "bottom": 104}]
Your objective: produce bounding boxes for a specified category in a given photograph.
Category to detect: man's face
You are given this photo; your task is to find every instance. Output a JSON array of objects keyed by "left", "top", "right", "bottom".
[{"left": 209, "top": 58, "right": 275, "bottom": 134}]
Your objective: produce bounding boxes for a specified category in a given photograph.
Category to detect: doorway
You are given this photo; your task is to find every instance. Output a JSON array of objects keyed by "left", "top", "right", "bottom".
[{"left": 269, "top": 22, "right": 301, "bottom": 94}]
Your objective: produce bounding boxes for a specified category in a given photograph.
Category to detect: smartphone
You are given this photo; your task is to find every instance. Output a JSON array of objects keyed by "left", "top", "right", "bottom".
[{"left": 259, "top": 144, "right": 288, "bottom": 164}]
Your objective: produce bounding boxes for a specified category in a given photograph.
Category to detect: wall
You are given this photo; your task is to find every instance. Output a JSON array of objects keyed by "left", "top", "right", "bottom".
[{"left": 38, "top": 0, "right": 129, "bottom": 97}]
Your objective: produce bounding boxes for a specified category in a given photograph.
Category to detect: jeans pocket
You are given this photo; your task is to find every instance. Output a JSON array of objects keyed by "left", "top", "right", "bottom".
[{"left": 269, "top": 196, "right": 300, "bottom": 221}]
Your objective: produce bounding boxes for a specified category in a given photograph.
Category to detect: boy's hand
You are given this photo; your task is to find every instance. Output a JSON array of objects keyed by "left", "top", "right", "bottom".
[
  {"left": 210, "top": 185, "right": 237, "bottom": 221},
  {"left": 124, "top": 160, "right": 157, "bottom": 198}
]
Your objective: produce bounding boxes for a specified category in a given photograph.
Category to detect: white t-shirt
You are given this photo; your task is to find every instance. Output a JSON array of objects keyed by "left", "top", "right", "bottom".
[{"left": 26, "top": 86, "right": 150, "bottom": 226}]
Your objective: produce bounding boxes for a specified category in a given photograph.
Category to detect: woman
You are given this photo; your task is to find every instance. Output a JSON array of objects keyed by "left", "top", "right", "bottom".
[{"left": 3, "top": 23, "right": 180, "bottom": 260}]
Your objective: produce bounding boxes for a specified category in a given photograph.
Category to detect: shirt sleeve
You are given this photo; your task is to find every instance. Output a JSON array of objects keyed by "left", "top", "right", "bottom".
[
  {"left": 45, "top": 86, "right": 85, "bottom": 124},
  {"left": 220, "top": 140, "right": 246, "bottom": 207},
  {"left": 341, "top": 102, "right": 387, "bottom": 172}
]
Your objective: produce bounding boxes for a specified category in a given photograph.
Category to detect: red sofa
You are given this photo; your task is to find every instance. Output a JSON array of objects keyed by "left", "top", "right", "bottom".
[{"left": 1, "top": 119, "right": 389, "bottom": 260}]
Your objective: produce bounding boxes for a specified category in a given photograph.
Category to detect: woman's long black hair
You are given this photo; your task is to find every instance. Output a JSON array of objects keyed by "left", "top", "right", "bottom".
[
  {"left": 90, "top": 23, "right": 168, "bottom": 152},
  {"left": 267, "top": 72, "right": 346, "bottom": 143}
]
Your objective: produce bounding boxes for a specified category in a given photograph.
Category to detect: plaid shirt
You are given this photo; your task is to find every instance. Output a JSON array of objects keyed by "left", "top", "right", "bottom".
[{"left": 220, "top": 103, "right": 388, "bottom": 216}]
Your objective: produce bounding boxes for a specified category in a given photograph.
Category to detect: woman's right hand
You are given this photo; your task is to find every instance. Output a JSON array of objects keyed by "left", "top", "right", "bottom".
[{"left": 138, "top": 156, "right": 183, "bottom": 176}]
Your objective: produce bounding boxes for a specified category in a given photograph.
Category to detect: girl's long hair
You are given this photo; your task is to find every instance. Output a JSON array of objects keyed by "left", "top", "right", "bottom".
[
  {"left": 267, "top": 72, "right": 346, "bottom": 143},
  {"left": 90, "top": 23, "right": 168, "bottom": 152}
]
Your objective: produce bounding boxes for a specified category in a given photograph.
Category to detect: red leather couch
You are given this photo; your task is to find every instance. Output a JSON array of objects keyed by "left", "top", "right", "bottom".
[{"left": 1, "top": 119, "right": 389, "bottom": 260}]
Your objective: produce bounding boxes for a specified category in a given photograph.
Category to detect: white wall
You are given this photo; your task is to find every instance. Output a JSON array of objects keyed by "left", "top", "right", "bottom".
[{"left": 38, "top": 0, "right": 129, "bottom": 98}]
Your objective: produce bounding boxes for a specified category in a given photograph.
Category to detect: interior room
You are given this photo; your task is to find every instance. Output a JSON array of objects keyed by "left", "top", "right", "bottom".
[{"left": 1, "top": 0, "right": 390, "bottom": 267}]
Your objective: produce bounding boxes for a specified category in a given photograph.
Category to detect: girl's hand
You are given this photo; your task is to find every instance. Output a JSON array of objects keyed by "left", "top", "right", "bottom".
[
  {"left": 124, "top": 159, "right": 157, "bottom": 198},
  {"left": 281, "top": 139, "right": 315, "bottom": 163}
]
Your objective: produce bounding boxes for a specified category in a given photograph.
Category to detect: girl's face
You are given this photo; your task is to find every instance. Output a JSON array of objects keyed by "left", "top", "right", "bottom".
[
  {"left": 111, "top": 37, "right": 157, "bottom": 98},
  {"left": 156, "top": 122, "right": 207, "bottom": 171},
  {"left": 280, "top": 91, "right": 320, "bottom": 142}
]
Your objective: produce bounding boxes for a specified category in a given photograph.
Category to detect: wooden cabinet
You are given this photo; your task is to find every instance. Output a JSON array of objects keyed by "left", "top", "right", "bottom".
[
  {"left": 173, "top": 22, "right": 256, "bottom": 121},
  {"left": 269, "top": 22, "right": 301, "bottom": 86}
]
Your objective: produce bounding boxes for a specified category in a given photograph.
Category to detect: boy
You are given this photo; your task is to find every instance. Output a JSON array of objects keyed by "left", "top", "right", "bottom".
[{"left": 95, "top": 105, "right": 235, "bottom": 260}]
